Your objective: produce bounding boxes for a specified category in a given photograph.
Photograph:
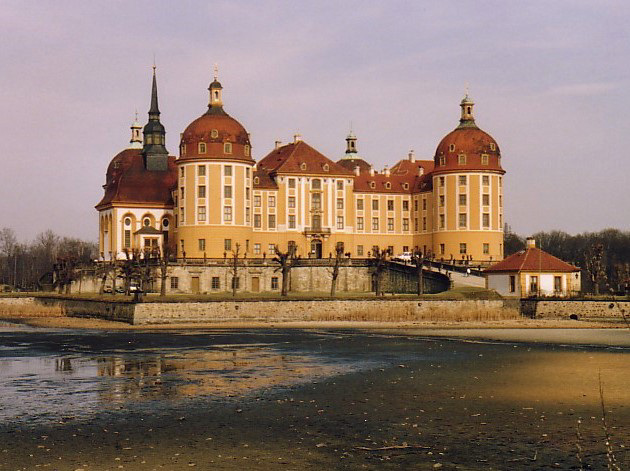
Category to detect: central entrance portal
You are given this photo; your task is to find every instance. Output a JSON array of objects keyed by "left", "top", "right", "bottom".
[{"left": 311, "top": 239, "right": 323, "bottom": 258}]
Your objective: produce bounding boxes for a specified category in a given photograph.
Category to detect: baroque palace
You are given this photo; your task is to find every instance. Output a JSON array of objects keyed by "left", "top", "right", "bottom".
[{"left": 96, "top": 69, "right": 505, "bottom": 265}]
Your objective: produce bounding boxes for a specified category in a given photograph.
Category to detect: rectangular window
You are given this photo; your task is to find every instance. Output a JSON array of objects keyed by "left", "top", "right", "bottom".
[
  {"left": 180, "top": 187, "right": 185, "bottom": 199},
  {"left": 198, "top": 185, "right": 206, "bottom": 198},
  {"left": 483, "top": 194, "right": 490, "bottom": 206},
  {"left": 124, "top": 230, "right": 131, "bottom": 248},
  {"left": 224, "top": 165, "right": 232, "bottom": 176},
  {"left": 224, "top": 186, "right": 232, "bottom": 199},
  {"left": 439, "top": 214, "right": 445, "bottom": 229},
  {"left": 198, "top": 165, "right": 206, "bottom": 176},
  {"left": 311, "top": 194, "right": 324, "bottom": 212},
  {"left": 254, "top": 243, "right": 261, "bottom": 254},
  {"left": 268, "top": 214, "right": 276, "bottom": 228},
  {"left": 414, "top": 200, "right": 419, "bottom": 211},
  {"left": 288, "top": 178, "right": 296, "bottom": 188},
  {"left": 372, "top": 217, "right": 379, "bottom": 231},
  {"left": 499, "top": 195, "right": 502, "bottom": 207},
  {"left": 440, "top": 243, "right": 445, "bottom": 255},
  {"left": 336, "top": 180, "right": 343, "bottom": 190},
  {"left": 403, "top": 246, "right": 409, "bottom": 253},
  {"left": 422, "top": 198, "right": 427, "bottom": 210},
  {"left": 458, "top": 154, "right": 466, "bottom": 165},
  {"left": 403, "top": 218, "right": 409, "bottom": 231},
  {"left": 422, "top": 217, "right": 427, "bottom": 231},
  {"left": 459, "top": 243, "right": 467, "bottom": 254},
  {"left": 337, "top": 216, "right": 344, "bottom": 229},
  {"left": 554, "top": 276, "right": 562, "bottom": 292},
  {"left": 224, "top": 206, "right": 232, "bottom": 221},
  {"left": 245, "top": 207, "right": 250, "bottom": 224},
  {"left": 483, "top": 213, "right": 490, "bottom": 228},
  {"left": 180, "top": 208, "right": 184, "bottom": 223},
  {"left": 337, "top": 198, "right": 344, "bottom": 209},
  {"left": 288, "top": 214, "right": 296, "bottom": 229},
  {"left": 170, "top": 277, "right": 179, "bottom": 289},
  {"left": 254, "top": 195, "right": 261, "bottom": 207},
  {"left": 387, "top": 218, "right": 394, "bottom": 231},
  {"left": 414, "top": 218, "right": 418, "bottom": 231},
  {"left": 271, "top": 277, "right": 279, "bottom": 290},
  {"left": 481, "top": 154, "right": 489, "bottom": 165},
  {"left": 372, "top": 199, "right": 379, "bottom": 210},
  {"left": 268, "top": 244, "right": 275, "bottom": 255},
  {"left": 509, "top": 275, "right": 516, "bottom": 293},
  {"left": 459, "top": 194, "right": 466, "bottom": 206},
  {"left": 357, "top": 217, "right": 364, "bottom": 230},
  {"left": 224, "top": 239, "right": 232, "bottom": 251},
  {"left": 357, "top": 199, "right": 364, "bottom": 210},
  {"left": 439, "top": 195, "right": 445, "bottom": 207},
  {"left": 439, "top": 156, "right": 446, "bottom": 166},
  {"left": 254, "top": 214, "right": 261, "bottom": 228},
  {"left": 402, "top": 200, "right": 409, "bottom": 211},
  {"left": 482, "top": 175, "right": 490, "bottom": 186},
  {"left": 197, "top": 206, "right": 206, "bottom": 221},
  {"left": 231, "top": 276, "right": 239, "bottom": 289},
  {"left": 198, "top": 238, "right": 206, "bottom": 251},
  {"left": 199, "top": 142, "right": 206, "bottom": 154},
  {"left": 180, "top": 167, "right": 184, "bottom": 177},
  {"left": 246, "top": 168, "right": 250, "bottom": 178},
  {"left": 388, "top": 245, "right": 394, "bottom": 255},
  {"left": 530, "top": 276, "right": 538, "bottom": 295},
  {"left": 459, "top": 213, "right": 467, "bottom": 228},
  {"left": 212, "top": 277, "right": 220, "bottom": 290},
  {"left": 459, "top": 175, "right": 467, "bottom": 186},
  {"left": 288, "top": 196, "right": 296, "bottom": 208},
  {"left": 439, "top": 176, "right": 445, "bottom": 186},
  {"left": 387, "top": 200, "right": 394, "bottom": 211},
  {"left": 268, "top": 196, "right": 276, "bottom": 207},
  {"left": 246, "top": 188, "right": 250, "bottom": 200}
]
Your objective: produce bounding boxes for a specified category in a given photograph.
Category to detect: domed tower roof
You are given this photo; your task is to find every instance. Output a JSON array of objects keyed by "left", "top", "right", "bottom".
[
  {"left": 433, "top": 94, "right": 504, "bottom": 174},
  {"left": 179, "top": 68, "right": 252, "bottom": 163},
  {"left": 336, "top": 129, "right": 371, "bottom": 174}
]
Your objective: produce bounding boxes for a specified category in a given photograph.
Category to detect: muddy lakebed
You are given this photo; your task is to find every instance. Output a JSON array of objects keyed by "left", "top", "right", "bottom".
[{"left": 0, "top": 326, "right": 628, "bottom": 470}]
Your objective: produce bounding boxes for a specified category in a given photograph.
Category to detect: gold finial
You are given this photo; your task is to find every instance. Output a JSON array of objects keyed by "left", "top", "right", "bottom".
[
  {"left": 152, "top": 53, "right": 156, "bottom": 72},
  {"left": 213, "top": 63, "right": 219, "bottom": 81},
  {"left": 465, "top": 82, "right": 469, "bottom": 98},
  {"left": 134, "top": 109, "right": 138, "bottom": 121}
]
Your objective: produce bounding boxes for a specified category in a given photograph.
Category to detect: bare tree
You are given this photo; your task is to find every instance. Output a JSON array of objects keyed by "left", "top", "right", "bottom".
[
  {"left": 412, "top": 249, "right": 426, "bottom": 295},
  {"left": 585, "top": 243, "right": 607, "bottom": 295},
  {"left": 329, "top": 243, "right": 345, "bottom": 297},
  {"left": 371, "top": 247, "right": 389, "bottom": 297},
  {"left": 157, "top": 244, "right": 174, "bottom": 297},
  {"left": 230, "top": 243, "right": 241, "bottom": 297},
  {"left": 273, "top": 244, "right": 300, "bottom": 297}
]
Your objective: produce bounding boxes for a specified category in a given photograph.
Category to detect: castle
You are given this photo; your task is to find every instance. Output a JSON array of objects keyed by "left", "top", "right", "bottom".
[{"left": 96, "top": 69, "right": 505, "bottom": 266}]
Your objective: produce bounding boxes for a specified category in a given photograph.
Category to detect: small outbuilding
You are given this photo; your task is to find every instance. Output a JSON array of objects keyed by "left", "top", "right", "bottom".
[{"left": 485, "top": 238, "right": 581, "bottom": 297}]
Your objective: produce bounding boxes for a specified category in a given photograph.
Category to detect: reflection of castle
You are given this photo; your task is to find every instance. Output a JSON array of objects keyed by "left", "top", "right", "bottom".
[
  {"left": 97, "top": 69, "right": 505, "bottom": 265},
  {"left": 95, "top": 349, "right": 340, "bottom": 404}
]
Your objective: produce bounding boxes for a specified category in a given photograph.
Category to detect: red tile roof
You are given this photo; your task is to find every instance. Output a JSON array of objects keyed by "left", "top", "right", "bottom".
[
  {"left": 96, "top": 148, "right": 177, "bottom": 209},
  {"left": 252, "top": 168, "right": 278, "bottom": 189},
  {"left": 257, "top": 141, "right": 353, "bottom": 176},
  {"left": 353, "top": 158, "right": 434, "bottom": 194},
  {"left": 485, "top": 247, "right": 579, "bottom": 273}
]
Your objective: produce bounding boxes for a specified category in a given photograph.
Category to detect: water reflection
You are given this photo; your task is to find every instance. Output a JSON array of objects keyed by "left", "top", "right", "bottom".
[{"left": 0, "top": 345, "right": 364, "bottom": 426}]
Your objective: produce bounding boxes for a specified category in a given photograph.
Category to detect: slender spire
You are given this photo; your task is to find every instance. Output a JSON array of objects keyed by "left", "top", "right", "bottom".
[
  {"left": 143, "top": 66, "right": 168, "bottom": 170},
  {"left": 149, "top": 65, "right": 160, "bottom": 117}
]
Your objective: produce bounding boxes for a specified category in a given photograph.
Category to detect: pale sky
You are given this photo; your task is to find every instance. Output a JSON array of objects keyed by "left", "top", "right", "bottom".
[{"left": 1, "top": 1, "right": 629, "bottom": 242}]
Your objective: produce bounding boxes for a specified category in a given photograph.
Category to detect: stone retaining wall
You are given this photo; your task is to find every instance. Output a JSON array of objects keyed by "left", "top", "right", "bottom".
[
  {"left": 527, "top": 299, "right": 629, "bottom": 320},
  {"left": 36, "top": 297, "right": 135, "bottom": 323},
  {"left": 0, "top": 297, "right": 36, "bottom": 306}
]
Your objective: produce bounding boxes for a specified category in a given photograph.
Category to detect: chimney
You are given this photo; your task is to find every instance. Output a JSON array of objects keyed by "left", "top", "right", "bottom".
[
  {"left": 354, "top": 165, "right": 361, "bottom": 176},
  {"left": 384, "top": 166, "right": 390, "bottom": 177},
  {"left": 408, "top": 149, "right": 415, "bottom": 162},
  {"left": 526, "top": 237, "right": 536, "bottom": 249},
  {"left": 293, "top": 133, "right": 302, "bottom": 143},
  {"left": 369, "top": 166, "right": 375, "bottom": 177},
  {"left": 418, "top": 166, "right": 424, "bottom": 176},
  {"left": 274, "top": 140, "right": 282, "bottom": 149}
]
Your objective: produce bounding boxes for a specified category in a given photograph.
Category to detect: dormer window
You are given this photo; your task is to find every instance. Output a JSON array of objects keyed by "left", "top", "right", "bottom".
[
  {"left": 449, "top": 144, "right": 455, "bottom": 152},
  {"left": 180, "top": 144, "right": 186, "bottom": 155},
  {"left": 458, "top": 154, "right": 466, "bottom": 165},
  {"left": 198, "top": 142, "right": 206, "bottom": 154},
  {"left": 439, "top": 156, "right": 446, "bottom": 166},
  {"left": 244, "top": 144, "right": 250, "bottom": 157},
  {"left": 369, "top": 181, "right": 376, "bottom": 189},
  {"left": 211, "top": 129, "right": 219, "bottom": 138},
  {"left": 481, "top": 154, "right": 489, "bottom": 165},
  {"left": 224, "top": 142, "right": 232, "bottom": 154},
  {"left": 490, "top": 143, "right": 496, "bottom": 151},
  {"left": 323, "top": 163, "right": 329, "bottom": 172},
  {"left": 300, "top": 162, "right": 307, "bottom": 171},
  {"left": 254, "top": 176, "right": 260, "bottom": 185},
  {"left": 385, "top": 182, "right": 391, "bottom": 189},
  {"left": 403, "top": 183, "right": 409, "bottom": 190}
]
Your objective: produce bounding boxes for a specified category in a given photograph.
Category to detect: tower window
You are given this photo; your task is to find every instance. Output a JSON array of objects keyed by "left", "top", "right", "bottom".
[
  {"left": 439, "top": 156, "right": 446, "bottom": 166},
  {"left": 459, "top": 175, "right": 467, "bottom": 185},
  {"left": 214, "top": 91, "right": 219, "bottom": 99},
  {"left": 198, "top": 142, "right": 206, "bottom": 154},
  {"left": 458, "top": 154, "right": 466, "bottom": 165},
  {"left": 254, "top": 176, "right": 260, "bottom": 185},
  {"left": 449, "top": 144, "right": 455, "bottom": 152},
  {"left": 224, "top": 142, "right": 232, "bottom": 154},
  {"left": 224, "top": 165, "right": 232, "bottom": 176},
  {"left": 481, "top": 154, "right": 489, "bottom": 165},
  {"left": 490, "top": 143, "right": 496, "bottom": 151},
  {"left": 198, "top": 185, "right": 206, "bottom": 198},
  {"left": 211, "top": 129, "right": 219, "bottom": 138},
  {"left": 482, "top": 175, "right": 490, "bottom": 186},
  {"left": 467, "top": 106, "right": 471, "bottom": 114},
  {"left": 244, "top": 145, "right": 250, "bottom": 156}
]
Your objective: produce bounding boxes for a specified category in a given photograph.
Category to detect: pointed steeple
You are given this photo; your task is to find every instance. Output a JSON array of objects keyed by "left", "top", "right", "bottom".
[{"left": 142, "top": 66, "right": 169, "bottom": 171}]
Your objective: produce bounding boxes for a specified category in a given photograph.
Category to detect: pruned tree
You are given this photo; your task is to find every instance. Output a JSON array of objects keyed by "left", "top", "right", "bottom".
[
  {"left": 329, "top": 243, "right": 345, "bottom": 297},
  {"left": 585, "top": 243, "right": 607, "bottom": 295},
  {"left": 412, "top": 249, "right": 426, "bottom": 295},
  {"left": 273, "top": 244, "right": 300, "bottom": 296},
  {"left": 371, "top": 247, "right": 389, "bottom": 297},
  {"left": 157, "top": 243, "right": 174, "bottom": 297},
  {"left": 230, "top": 243, "right": 241, "bottom": 297}
]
